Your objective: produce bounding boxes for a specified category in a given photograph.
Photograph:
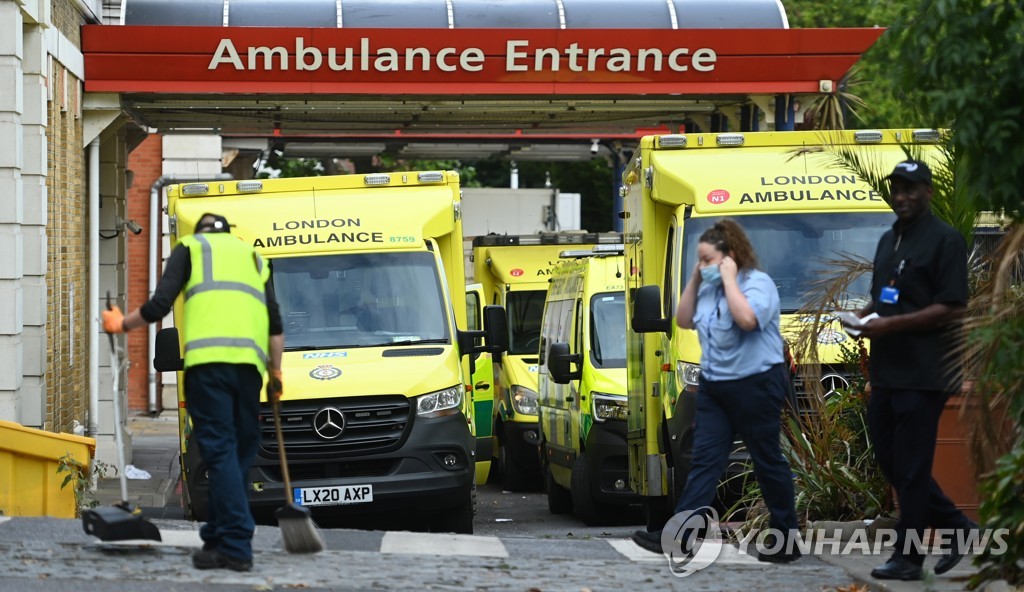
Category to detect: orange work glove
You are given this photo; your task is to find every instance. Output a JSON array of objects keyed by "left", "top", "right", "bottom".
[
  {"left": 102, "top": 306, "right": 125, "bottom": 334},
  {"left": 267, "top": 369, "right": 283, "bottom": 403}
]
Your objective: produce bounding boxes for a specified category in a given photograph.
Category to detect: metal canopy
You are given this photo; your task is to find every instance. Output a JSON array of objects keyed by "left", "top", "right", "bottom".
[
  {"left": 123, "top": 0, "right": 788, "bottom": 29},
  {"left": 115, "top": 0, "right": 791, "bottom": 160}
]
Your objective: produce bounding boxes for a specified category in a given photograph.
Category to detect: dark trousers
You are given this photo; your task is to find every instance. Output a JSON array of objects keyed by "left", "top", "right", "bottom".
[
  {"left": 674, "top": 364, "right": 798, "bottom": 535},
  {"left": 185, "top": 363, "right": 262, "bottom": 561},
  {"left": 867, "top": 387, "right": 968, "bottom": 564}
]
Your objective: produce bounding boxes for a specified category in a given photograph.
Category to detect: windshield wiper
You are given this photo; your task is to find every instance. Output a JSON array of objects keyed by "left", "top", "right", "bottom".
[{"left": 377, "top": 338, "right": 450, "bottom": 347}]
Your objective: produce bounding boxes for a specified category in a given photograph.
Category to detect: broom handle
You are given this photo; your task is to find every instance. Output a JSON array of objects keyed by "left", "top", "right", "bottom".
[{"left": 272, "top": 399, "right": 293, "bottom": 501}]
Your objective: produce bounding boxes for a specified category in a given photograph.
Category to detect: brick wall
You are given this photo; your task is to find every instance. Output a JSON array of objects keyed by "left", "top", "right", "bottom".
[
  {"left": 125, "top": 135, "right": 162, "bottom": 413},
  {"left": 44, "top": 58, "right": 88, "bottom": 433},
  {"left": 50, "top": 0, "right": 81, "bottom": 45}
]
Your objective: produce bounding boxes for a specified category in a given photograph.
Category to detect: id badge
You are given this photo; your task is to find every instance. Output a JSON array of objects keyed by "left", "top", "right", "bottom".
[{"left": 880, "top": 286, "right": 900, "bottom": 304}]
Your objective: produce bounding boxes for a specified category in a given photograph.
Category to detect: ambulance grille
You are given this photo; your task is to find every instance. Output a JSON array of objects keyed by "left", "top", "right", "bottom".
[
  {"left": 259, "top": 396, "right": 412, "bottom": 457},
  {"left": 790, "top": 365, "right": 862, "bottom": 416}
]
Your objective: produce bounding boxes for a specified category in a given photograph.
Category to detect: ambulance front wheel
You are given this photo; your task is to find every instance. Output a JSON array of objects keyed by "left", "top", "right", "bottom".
[
  {"left": 429, "top": 484, "right": 474, "bottom": 534},
  {"left": 643, "top": 495, "right": 673, "bottom": 532},
  {"left": 571, "top": 452, "right": 615, "bottom": 525},
  {"left": 543, "top": 457, "right": 573, "bottom": 514},
  {"left": 498, "top": 430, "right": 530, "bottom": 492}
]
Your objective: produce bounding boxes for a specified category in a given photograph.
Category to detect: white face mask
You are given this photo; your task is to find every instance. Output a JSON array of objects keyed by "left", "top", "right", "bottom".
[{"left": 700, "top": 264, "right": 722, "bottom": 286}]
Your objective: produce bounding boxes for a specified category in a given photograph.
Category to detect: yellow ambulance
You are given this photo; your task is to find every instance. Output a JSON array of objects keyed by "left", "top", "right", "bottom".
[
  {"left": 472, "top": 232, "right": 621, "bottom": 490},
  {"left": 154, "top": 171, "right": 506, "bottom": 534},
  {"left": 538, "top": 243, "right": 641, "bottom": 524},
  {"left": 623, "top": 130, "right": 943, "bottom": 528}
]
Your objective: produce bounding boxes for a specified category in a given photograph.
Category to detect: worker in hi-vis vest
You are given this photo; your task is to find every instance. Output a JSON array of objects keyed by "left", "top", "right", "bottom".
[{"left": 103, "top": 212, "right": 284, "bottom": 573}]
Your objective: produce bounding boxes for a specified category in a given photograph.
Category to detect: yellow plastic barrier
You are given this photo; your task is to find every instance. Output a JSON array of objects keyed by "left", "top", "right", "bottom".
[{"left": 0, "top": 420, "right": 96, "bottom": 518}]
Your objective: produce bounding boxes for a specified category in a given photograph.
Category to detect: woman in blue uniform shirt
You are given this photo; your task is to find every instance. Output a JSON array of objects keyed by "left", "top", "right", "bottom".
[{"left": 632, "top": 219, "right": 799, "bottom": 563}]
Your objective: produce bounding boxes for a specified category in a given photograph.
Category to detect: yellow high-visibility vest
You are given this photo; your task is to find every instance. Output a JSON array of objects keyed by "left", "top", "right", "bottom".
[{"left": 180, "top": 232, "right": 270, "bottom": 373}]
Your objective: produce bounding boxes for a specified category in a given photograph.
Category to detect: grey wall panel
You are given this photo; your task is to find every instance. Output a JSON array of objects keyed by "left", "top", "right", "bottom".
[
  {"left": 671, "top": 0, "right": 788, "bottom": 28},
  {"left": 229, "top": 0, "right": 337, "bottom": 27},
  {"left": 341, "top": 0, "right": 450, "bottom": 28},
  {"left": 124, "top": 0, "right": 225, "bottom": 26},
  {"left": 451, "top": 0, "right": 560, "bottom": 29}
]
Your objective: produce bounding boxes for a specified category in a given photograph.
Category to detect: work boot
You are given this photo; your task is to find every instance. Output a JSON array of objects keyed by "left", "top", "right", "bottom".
[
  {"left": 630, "top": 529, "right": 664, "bottom": 554},
  {"left": 192, "top": 549, "right": 253, "bottom": 572},
  {"left": 935, "top": 520, "right": 981, "bottom": 575},
  {"left": 870, "top": 555, "right": 923, "bottom": 581},
  {"left": 755, "top": 531, "right": 802, "bottom": 564}
]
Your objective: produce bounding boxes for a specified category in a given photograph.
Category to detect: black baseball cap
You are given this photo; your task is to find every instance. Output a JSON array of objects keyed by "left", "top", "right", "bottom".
[
  {"left": 886, "top": 160, "right": 932, "bottom": 186},
  {"left": 195, "top": 213, "right": 231, "bottom": 233}
]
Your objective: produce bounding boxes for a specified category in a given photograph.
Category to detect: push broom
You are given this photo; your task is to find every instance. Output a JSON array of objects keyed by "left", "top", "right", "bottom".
[{"left": 272, "top": 395, "right": 326, "bottom": 553}]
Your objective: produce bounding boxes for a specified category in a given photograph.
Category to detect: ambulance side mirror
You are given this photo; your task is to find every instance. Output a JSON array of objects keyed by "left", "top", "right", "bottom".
[
  {"left": 632, "top": 285, "right": 672, "bottom": 335},
  {"left": 153, "top": 327, "right": 184, "bottom": 372},
  {"left": 457, "top": 305, "right": 508, "bottom": 375},
  {"left": 547, "top": 342, "right": 581, "bottom": 384},
  {"left": 482, "top": 305, "right": 508, "bottom": 357}
]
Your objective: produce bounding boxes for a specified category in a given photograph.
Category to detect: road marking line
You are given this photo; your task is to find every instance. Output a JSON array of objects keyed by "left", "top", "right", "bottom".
[
  {"left": 380, "top": 532, "right": 508, "bottom": 558},
  {"left": 99, "top": 529, "right": 203, "bottom": 548},
  {"left": 608, "top": 539, "right": 663, "bottom": 562},
  {"left": 715, "top": 544, "right": 761, "bottom": 564},
  {"left": 610, "top": 539, "right": 762, "bottom": 564}
]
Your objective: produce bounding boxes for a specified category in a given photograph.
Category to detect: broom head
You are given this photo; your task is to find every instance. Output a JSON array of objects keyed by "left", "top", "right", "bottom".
[{"left": 276, "top": 502, "right": 326, "bottom": 554}]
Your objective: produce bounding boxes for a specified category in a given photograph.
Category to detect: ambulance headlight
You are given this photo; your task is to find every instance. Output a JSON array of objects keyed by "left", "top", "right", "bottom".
[
  {"left": 592, "top": 393, "right": 628, "bottom": 422},
  {"left": 510, "top": 385, "right": 539, "bottom": 416},
  {"left": 418, "top": 385, "right": 462, "bottom": 418},
  {"left": 678, "top": 362, "right": 701, "bottom": 387}
]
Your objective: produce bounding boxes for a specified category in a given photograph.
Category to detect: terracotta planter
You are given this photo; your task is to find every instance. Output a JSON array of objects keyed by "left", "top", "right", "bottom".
[{"left": 932, "top": 393, "right": 979, "bottom": 521}]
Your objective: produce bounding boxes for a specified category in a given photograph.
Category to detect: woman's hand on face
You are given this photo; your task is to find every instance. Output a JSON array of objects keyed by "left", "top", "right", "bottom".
[
  {"left": 719, "top": 256, "right": 738, "bottom": 283},
  {"left": 691, "top": 260, "right": 703, "bottom": 283}
]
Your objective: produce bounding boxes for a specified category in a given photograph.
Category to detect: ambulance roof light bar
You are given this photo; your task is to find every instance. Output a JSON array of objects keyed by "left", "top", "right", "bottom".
[
  {"left": 559, "top": 244, "right": 625, "bottom": 258},
  {"left": 473, "top": 232, "right": 624, "bottom": 247},
  {"left": 417, "top": 171, "right": 445, "bottom": 183},
  {"left": 236, "top": 181, "right": 263, "bottom": 193},
  {"left": 180, "top": 183, "right": 209, "bottom": 196},
  {"left": 658, "top": 135, "right": 687, "bottom": 148},
  {"left": 854, "top": 130, "right": 884, "bottom": 144}
]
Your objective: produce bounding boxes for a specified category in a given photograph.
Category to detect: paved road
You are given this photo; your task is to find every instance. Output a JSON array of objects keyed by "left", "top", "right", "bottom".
[
  {"left": 57, "top": 414, "right": 980, "bottom": 591},
  {"left": 0, "top": 512, "right": 862, "bottom": 592}
]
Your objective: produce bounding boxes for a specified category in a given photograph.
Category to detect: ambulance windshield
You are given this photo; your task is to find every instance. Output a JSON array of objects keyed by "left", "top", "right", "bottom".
[
  {"left": 271, "top": 251, "right": 450, "bottom": 350},
  {"left": 681, "top": 212, "right": 893, "bottom": 313},
  {"left": 590, "top": 292, "right": 626, "bottom": 368},
  {"left": 506, "top": 290, "right": 545, "bottom": 355}
]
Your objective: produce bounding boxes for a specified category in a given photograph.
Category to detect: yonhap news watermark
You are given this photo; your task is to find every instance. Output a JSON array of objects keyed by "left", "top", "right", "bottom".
[{"left": 656, "top": 507, "right": 1010, "bottom": 578}]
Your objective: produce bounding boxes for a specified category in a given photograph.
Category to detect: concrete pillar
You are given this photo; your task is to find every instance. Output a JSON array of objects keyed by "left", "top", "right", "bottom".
[
  {"left": 0, "top": 1, "right": 25, "bottom": 423},
  {"left": 20, "top": 22, "right": 46, "bottom": 428},
  {"left": 99, "top": 134, "right": 127, "bottom": 442}
]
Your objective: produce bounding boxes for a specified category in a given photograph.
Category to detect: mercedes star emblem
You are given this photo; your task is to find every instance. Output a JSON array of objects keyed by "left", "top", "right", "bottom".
[
  {"left": 820, "top": 373, "right": 851, "bottom": 398},
  {"left": 313, "top": 407, "right": 346, "bottom": 440}
]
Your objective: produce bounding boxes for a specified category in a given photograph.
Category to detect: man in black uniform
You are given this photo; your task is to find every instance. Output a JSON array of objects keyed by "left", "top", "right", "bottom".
[{"left": 845, "top": 160, "right": 978, "bottom": 581}]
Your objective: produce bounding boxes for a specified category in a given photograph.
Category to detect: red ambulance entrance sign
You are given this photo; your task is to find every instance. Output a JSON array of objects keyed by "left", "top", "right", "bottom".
[{"left": 83, "top": 26, "right": 882, "bottom": 95}]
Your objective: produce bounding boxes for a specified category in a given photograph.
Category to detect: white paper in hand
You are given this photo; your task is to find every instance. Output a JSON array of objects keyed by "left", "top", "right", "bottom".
[{"left": 836, "top": 312, "right": 879, "bottom": 337}]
